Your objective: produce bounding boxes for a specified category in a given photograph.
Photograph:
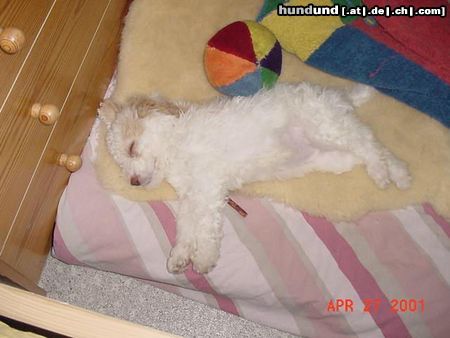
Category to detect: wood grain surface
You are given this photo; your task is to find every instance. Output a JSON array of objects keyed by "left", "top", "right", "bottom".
[
  {"left": 0, "top": 0, "right": 108, "bottom": 247},
  {"left": 0, "top": 0, "right": 126, "bottom": 292},
  {"left": 2, "top": 0, "right": 126, "bottom": 286},
  {"left": 0, "top": 0, "right": 54, "bottom": 105}
]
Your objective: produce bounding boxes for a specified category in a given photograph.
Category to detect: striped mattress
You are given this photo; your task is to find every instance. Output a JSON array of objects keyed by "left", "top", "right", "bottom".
[{"left": 54, "top": 128, "right": 450, "bottom": 338}]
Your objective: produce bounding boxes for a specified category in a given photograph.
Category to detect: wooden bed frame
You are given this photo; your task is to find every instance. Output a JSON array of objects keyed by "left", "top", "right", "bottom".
[{"left": 0, "top": 283, "right": 174, "bottom": 337}]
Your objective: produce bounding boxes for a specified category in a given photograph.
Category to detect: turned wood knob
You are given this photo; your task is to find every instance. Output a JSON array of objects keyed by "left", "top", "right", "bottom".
[
  {"left": 30, "top": 103, "right": 60, "bottom": 125},
  {"left": 0, "top": 27, "right": 25, "bottom": 54},
  {"left": 57, "top": 154, "right": 82, "bottom": 172}
]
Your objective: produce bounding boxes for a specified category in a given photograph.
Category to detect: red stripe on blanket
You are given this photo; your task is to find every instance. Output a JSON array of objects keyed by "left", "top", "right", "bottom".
[
  {"left": 238, "top": 198, "right": 350, "bottom": 337},
  {"left": 357, "top": 211, "right": 450, "bottom": 338},
  {"left": 149, "top": 201, "right": 239, "bottom": 315},
  {"left": 53, "top": 225, "right": 82, "bottom": 266},
  {"left": 423, "top": 203, "right": 450, "bottom": 238},
  {"left": 303, "top": 212, "right": 412, "bottom": 338}
]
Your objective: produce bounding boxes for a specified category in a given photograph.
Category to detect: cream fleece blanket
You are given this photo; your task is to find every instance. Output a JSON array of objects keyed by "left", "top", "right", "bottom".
[{"left": 95, "top": 0, "right": 450, "bottom": 220}]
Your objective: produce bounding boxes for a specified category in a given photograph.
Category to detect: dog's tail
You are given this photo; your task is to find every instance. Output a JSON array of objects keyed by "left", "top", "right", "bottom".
[{"left": 347, "top": 84, "right": 375, "bottom": 107}]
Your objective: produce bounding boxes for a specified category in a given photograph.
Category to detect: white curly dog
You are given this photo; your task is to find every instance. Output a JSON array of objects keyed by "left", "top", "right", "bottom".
[{"left": 100, "top": 83, "right": 411, "bottom": 274}]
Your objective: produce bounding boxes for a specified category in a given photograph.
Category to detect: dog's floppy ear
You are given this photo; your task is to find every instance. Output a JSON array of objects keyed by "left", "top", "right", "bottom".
[
  {"left": 128, "top": 96, "right": 183, "bottom": 118},
  {"left": 157, "top": 100, "right": 184, "bottom": 118},
  {"left": 98, "top": 99, "right": 120, "bottom": 124}
]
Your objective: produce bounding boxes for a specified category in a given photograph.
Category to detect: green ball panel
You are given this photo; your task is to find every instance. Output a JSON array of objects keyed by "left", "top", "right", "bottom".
[{"left": 260, "top": 67, "right": 279, "bottom": 88}]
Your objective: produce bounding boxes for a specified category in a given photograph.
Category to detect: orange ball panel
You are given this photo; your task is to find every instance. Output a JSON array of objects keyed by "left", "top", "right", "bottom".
[{"left": 204, "top": 46, "right": 257, "bottom": 87}]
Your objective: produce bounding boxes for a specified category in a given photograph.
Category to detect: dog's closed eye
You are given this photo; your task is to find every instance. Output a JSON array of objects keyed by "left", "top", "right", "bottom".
[{"left": 128, "top": 141, "right": 139, "bottom": 157}]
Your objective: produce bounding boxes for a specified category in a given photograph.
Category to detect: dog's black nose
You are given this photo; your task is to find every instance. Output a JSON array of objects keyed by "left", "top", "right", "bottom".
[{"left": 130, "top": 175, "right": 141, "bottom": 186}]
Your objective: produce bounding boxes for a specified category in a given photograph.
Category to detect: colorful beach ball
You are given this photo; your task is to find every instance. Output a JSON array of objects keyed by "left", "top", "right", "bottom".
[{"left": 204, "top": 20, "right": 282, "bottom": 97}]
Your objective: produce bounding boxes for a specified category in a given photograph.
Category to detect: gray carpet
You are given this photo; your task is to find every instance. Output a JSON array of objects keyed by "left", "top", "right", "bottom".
[{"left": 39, "top": 255, "right": 298, "bottom": 337}]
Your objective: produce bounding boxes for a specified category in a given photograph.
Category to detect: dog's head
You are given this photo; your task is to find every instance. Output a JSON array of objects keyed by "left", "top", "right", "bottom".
[{"left": 99, "top": 96, "right": 181, "bottom": 187}]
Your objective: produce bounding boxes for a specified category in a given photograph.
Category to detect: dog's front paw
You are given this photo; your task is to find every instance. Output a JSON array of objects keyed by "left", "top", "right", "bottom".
[
  {"left": 191, "top": 239, "right": 220, "bottom": 274},
  {"left": 167, "top": 243, "right": 192, "bottom": 274}
]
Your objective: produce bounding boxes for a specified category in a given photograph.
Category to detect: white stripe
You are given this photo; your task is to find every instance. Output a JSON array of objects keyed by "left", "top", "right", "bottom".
[
  {"left": 394, "top": 207, "right": 450, "bottom": 284},
  {"left": 216, "top": 209, "right": 300, "bottom": 334},
  {"left": 271, "top": 202, "right": 384, "bottom": 338},
  {"left": 111, "top": 195, "right": 179, "bottom": 284}
]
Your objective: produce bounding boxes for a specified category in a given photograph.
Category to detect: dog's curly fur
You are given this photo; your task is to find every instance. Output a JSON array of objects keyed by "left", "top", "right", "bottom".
[{"left": 99, "top": 83, "right": 411, "bottom": 274}]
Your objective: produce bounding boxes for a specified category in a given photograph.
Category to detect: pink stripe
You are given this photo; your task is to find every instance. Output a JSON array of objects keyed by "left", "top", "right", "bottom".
[
  {"left": 234, "top": 197, "right": 348, "bottom": 337},
  {"left": 66, "top": 151, "right": 150, "bottom": 279},
  {"left": 149, "top": 201, "right": 239, "bottom": 315},
  {"left": 356, "top": 211, "right": 450, "bottom": 338},
  {"left": 423, "top": 203, "right": 450, "bottom": 237},
  {"left": 303, "top": 212, "right": 411, "bottom": 338},
  {"left": 53, "top": 225, "right": 82, "bottom": 266}
]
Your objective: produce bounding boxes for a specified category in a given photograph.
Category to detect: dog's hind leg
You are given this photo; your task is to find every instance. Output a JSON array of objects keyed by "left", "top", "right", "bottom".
[
  {"left": 304, "top": 112, "right": 411, "bottom": 189},
  {"left": 335, "top": 131, "right": 410, "bottom": 189}
]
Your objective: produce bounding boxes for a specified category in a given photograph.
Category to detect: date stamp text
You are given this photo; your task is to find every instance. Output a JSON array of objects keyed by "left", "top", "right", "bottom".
[{"left": 327, "top": 298, "right": 425, "bottom": 313}]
